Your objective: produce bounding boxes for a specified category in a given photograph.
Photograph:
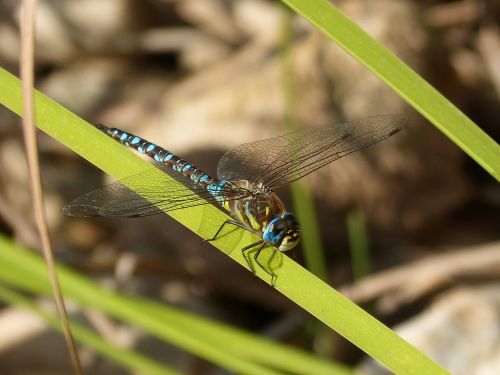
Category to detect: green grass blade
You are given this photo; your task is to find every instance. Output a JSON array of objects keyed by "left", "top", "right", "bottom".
[
  {"left": 0, "top": 67, "right": 448, "bottom": 374},
  {"left": 128, "top": 299, "right": 353, "bottom": 375},
  {"left": 0, "top": 234, "right": 351, "bottom": 375},
  {"left": 0, "top": 285, "right": 181, "bottom": 375},
  {"left": 281, "top": 0, "right": 500, "bottom": 181}
]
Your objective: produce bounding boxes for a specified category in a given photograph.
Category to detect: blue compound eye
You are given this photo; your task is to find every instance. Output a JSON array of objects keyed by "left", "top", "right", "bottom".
[
  {"left": 263, "top": 214, "right": 300, "bottom": 251},
  {"left": 263, "top": 220, "right": 284, "bottom": 245},
  {"left": 274, "top": 220, "right": 288, "bottom": 232}
]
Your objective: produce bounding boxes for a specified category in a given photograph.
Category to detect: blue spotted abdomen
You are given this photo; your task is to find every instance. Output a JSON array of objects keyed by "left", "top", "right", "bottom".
[{"left": 96, "top": 124, "right": 231, "bottom": 210}]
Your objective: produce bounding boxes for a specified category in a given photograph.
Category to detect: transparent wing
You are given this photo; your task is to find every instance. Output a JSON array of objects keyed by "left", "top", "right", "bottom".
[
  {"left": 217, "top": 114, "right": 406, "bottom": 190},
  {"left": 63, "top": 167, "right": 251, "bottom": 218}
]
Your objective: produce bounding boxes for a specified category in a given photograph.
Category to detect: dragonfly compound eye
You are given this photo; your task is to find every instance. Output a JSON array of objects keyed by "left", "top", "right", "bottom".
[{"left": 263, "top": 213, "right": 300, "bottom": 251}]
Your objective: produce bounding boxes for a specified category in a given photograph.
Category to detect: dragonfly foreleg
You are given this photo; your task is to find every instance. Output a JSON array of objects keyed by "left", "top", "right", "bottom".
[
  {"left": 203, "top": 219, "right": 245, "bottom": 244},
  {"left": 254, "top": 244, "right": 277, "bottom": 286},
  {"left": 208, "top": 221, "right": 278, "bottom": 285},
  {"left": 241, "top": 240, "right": 264, "bottom": 274}
]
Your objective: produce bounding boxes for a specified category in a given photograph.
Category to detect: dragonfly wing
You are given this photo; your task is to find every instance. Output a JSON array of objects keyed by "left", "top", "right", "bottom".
[
  {"left": 217, "top": 114, "right": 406, "bottom": 190},
  {"left": 63, "top": 167, "right": 251, "bottom": 218}
]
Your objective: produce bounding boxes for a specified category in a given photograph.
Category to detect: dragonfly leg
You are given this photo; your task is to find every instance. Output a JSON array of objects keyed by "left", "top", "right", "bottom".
[
  {"left": 241, "top": 240, "right": 264, "bottom": 274},
  {"left": 203, "top": 219, "right": 244, "bottom": 244},
  {"left": 254, "top": 244, "right": 277, "bottom": 287}
]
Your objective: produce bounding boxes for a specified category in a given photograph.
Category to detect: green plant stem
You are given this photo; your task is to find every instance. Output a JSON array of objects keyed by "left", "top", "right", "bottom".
[
  {"left": 347, "top": 210, "right": 371, "bottom": 280},
  {"left": 279, "top": 7, "right": 328, "bottom": 281}
]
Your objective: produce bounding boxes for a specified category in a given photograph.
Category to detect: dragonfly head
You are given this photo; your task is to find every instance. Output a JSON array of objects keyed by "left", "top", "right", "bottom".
[{"left": 263, "top": 213, "right": 300, "bottom": 252}]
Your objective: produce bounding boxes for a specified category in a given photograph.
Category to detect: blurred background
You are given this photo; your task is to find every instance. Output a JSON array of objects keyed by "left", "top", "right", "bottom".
[{"left": 0, "top": 0, "right": 499, "bottom": 374}]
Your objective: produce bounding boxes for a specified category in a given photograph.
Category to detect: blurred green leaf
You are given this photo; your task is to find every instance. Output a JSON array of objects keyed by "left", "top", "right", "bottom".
[
  {"left": 0, "top": 234, "right": 350, "bottom": 375},
  {"left": 0, "top": 285, "right": 181, "bottom": 375}
]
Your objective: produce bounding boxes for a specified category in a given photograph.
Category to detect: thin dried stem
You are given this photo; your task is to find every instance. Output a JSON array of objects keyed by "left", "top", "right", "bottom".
[{"left": 19, "top": 1, "right": 83, "bottom": 373}]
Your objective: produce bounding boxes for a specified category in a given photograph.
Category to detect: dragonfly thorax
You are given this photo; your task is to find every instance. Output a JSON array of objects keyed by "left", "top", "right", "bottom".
[{"left": 227, "top": 186, "right": 300, "bottom": 252}]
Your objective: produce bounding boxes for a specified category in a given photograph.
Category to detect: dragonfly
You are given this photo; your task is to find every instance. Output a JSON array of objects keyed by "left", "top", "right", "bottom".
[{"left": 64, "top": 114, "right": 406, "bottom": 283}]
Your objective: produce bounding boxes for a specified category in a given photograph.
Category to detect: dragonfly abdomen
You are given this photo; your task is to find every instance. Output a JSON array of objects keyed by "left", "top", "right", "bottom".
[{"left": 96, "top": 123, "right": 232, "bottom": 210}]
